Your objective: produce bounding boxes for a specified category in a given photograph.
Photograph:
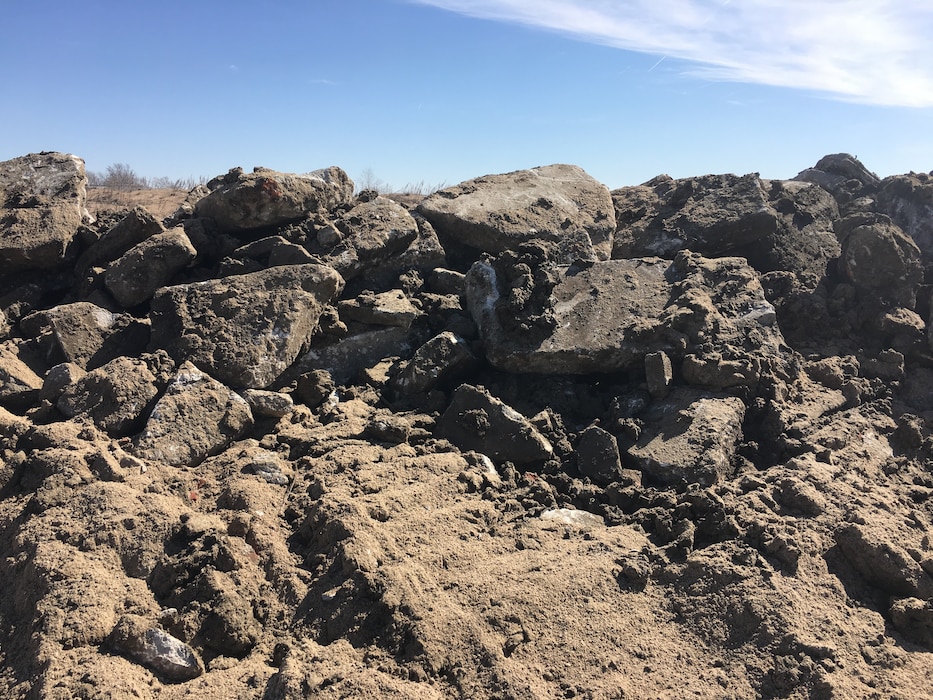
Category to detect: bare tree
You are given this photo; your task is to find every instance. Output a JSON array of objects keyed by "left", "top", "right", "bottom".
[{"left": 101, "top": 163, "right": 149, "bottom": 191}]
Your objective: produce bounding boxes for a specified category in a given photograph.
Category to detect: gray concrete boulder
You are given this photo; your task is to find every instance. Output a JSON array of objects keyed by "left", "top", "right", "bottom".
[
  {"left": 149, "top": 264, "right": 343, "bottom": 389},
  {"left": 290, "top": 327, "right": 411, "bottom": 386},
  {"left": 878, "top": 172, "right": 933, "bottom": 256},
  {"left": 625, "top": 389, "right": 746, "bottom": 486},
  {"left": 0, "top": 341, "right": 44, "bottom": 408},
  {"left": 57, "top": 356, "right": 161, "bottom": 437},
  {"left": 436, "top": 384, "right": 553, "bottom": 465},
  {"left": 77, "top": 206, "right": 165, "bottom": 272},
  {"left": 835, "top": 214, "right": 922, "bottom": 308},
  {"left": 0, "top": 152, "right": 88, "bottom": 271},
  {"left": 418, "top": 164, "right": 615, "bottom": 262},
  {"left": 314, "top": 196, "right": 421, "bottom": 281},
  {"left": 612, "top": 173, "right": 839, "bottom": 284},
  {"left": 391, "top": 331, "right": 476, "bottom": 395},
  {"left": 109, "top": 614, "right": 203, "bottom": 682},
  {"left": 465, "top": 250, "right": 784, "bottom": 387},
  {"left": 195, "top": 166, "right": 353, "bottom": 232},
  {"left": 105, "top": 227, "right": 197, "bottom": 308},
  {"left": 793, "top": 153, "right": 881, "bottom": 213},
  {"left": 338, "top": 289, "right": 421, "bottom": 329},
  {"left": 19, "top": 302, "right": 150, "bottom": 370},
  {"left": 133, "top": 362, "right": 254, "bottom": 467}
]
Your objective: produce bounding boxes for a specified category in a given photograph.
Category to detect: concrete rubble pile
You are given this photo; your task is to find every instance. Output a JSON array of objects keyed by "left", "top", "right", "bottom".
[{"left": 2, "top": 151, "right": 933, "bottom": 698}]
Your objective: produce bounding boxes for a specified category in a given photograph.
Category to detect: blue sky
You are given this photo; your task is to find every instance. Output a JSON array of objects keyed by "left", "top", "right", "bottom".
[{"left": 3, "top": 0, "right": 932, "bottom": 190}]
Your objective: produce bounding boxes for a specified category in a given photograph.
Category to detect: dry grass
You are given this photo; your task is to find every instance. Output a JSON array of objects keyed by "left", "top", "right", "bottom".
[{"left": 86, "top": 187, "right": 189, "bottom": 220}]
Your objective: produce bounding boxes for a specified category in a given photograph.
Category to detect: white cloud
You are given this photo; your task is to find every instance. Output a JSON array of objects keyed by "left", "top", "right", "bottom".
[{"left": 409, "top": 0, "right": 933, "bottom": 107}]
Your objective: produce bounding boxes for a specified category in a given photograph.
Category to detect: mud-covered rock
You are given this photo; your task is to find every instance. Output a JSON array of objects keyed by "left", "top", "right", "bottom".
[
  {"left": 133, "top": 362, "right": 254, "bottom": 466},
  {"left": 19, "top": 301, "right": 150, "bottom": 370},
  {"left": 110, "top": 614, "right": 203, "bottom": 682},
  {"left": 466, "top": 251, "right": 784, "bottom": 383},
  {"left": 0, "top": 152, "right": 88, "bottom": 271},
  {"left": 612, "top": 173, "right": 839, "bottom": 284},
  {"left": 576, "top": 425, "right": 624, "bottom": 486},
  {"left": 835, "top": 523, "right": 933, "bottom": 599},
  {"left": 57, "top": 356, "right": 160, "bottom": 436},
  {"left": 626, "top": 389, "right": 746, "bottom": 486},
  {"left": 0, "top": 340, "right": 44, "bottom": 408},
  {"left": 835, "top": 214, "right": 922, "bottom": 308},
  {"left": 419, "top": 164, "right": 615, "bottom": 262},
  {"left": 391, "top": 331, "right": 476, "bottom": 395},
  {"left": 241, "top": 388, "right": 294, "bottom": 418},
  {"left": 77, "top": 206, "right": 165, "bottom": 272},
  {"left": 338, "top": 289, "right": 420, "bottom": 329},
  {"left": 195, "top": 166, "right": 353, "bottom": 232},
  {"left": 793, "top": 153, "right": 881, "bottom": 213},
  {"left": 878, "top": 172, "right": 933, "bottom": 256},
  {"left": 149, "top": 264, "right": 343, "bottom": 388},
  {"left": 105, "top": 226, "right": 197, "bottom": 308},
  {"left": 291, "top": 327, "right": 411, "bottom": 386},
  {"left": 890, "top": 598, "right": 933, "bottom": 649},
  {"left": 437, "top": 384, "right": 553, "bottom": 465},
  {"left": 320, "top": 196, "right": 421, "bottom": 281}
]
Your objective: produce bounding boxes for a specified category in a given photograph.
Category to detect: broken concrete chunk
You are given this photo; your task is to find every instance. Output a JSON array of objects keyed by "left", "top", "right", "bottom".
[
  {"left": 39, "top": 362, "right": 86, "bottom": 403},
  {"left": 133, "top": 362, "right": 254, "bottom": 467},
  {"left": 576, "top": 425, "right": 624, "bottom": 487},
  {"left": 291, "top": 327, "right": 411, "bottom": 386},
  {"left": 645, "top": 351, "right": 673, "bottom": 399},
  {"left": 338, "top": 290, "right": 420, "bottom": 329},
  {"left": 0, "top": 340, "right": 44, "bottom": 408},
  {"left": 437, "top": 384, "right": 553, "bottom": 465},
  {"left": 57, "top": 356, "right": 160, "bottom": 437},
  {"left": 19, "top": 301, "right": 150, "bottom": 370},
  {"left": 391, "top": 332, "right": 476, "bottom": 395},
  {"left": 110, "top": 614, "right": 203, "bottom": 683},
  {"left": 195, "top": 166, "right": 353, "bottom": 232},
  {"left": 105, "top": 227, "right": 197, "bottom": 308},
  {"left": 419, "top": 164, "right": 615, "bottom": 263},
  {"left": 77, "top": 206, "right": 165, "bottom": 272},
  {"left": 612, "top": 172, "right": 839, "bottom": 284},
  {"left": 626, "top": 389, "right": 746, "bottom": 487},
  {"left": 0, "top": 152, "right": 88, "bottom": 271},
  {"left": 149, "top": 264, "right": 343, "bottom": 389},
  {"left": 835, "top": 214, "right": 922, "bottom": 309},
  {"left": 240, "top": 389, "right": 294, "bottom": 418},
  {"left": 466, "top": 250, "right": 784, "bottom": 381}
]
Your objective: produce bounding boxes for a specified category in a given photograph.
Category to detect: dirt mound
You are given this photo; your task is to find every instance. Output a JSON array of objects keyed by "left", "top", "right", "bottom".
[{"left": 1, "top": 152, "right": 933, "bottom": 698}]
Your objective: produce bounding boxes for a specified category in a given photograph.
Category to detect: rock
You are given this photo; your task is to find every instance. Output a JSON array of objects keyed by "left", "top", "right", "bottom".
[
  {"left": 0, "top": 341, "right": 44, "bottom": 408},
  {"left": 77, "top": 206, "right": 165, "bottom": 272},
  {"left": 418, "top": 164, "right": 615, "bottom": 263},
  {"left": 391, "top": 331, "right": 476, "bottom": 395},
  {"left": 57, "top": 356, "right": 160, "bottom": 437},
  {"left": 39, "top": 362, "right": 86, "bottom": 403},
  {"left": 836, "top": 523, "right": 933, "bottom": 598},
  {"left": 465, "top": 250, "right": 784, "bottom": 382},
  {"left": 436, "top": 384, "right": 553, "bottom": 465},
  {"left": 105, "top": 227, "right": 197, "bottom": 308},
  {"left": 19, "top": 301, "right": 150, "bottom": 370},
  {"left": 195, "top": 166, "right": 353, "bottom": 232},
  {"left": 243, "top": 447, "right": 290, "bottom": 485},
  {"left": 0, "top": 152, "right": 88, "bottom": 271},
  {"left": 877, "top": 172, "right": 933, "bottom": 255},
  {"left": 612, "top": 173, "right": 839, "bottom": 284},
  {"left": 576, "top": 425, "right": 624, "bottom": 486},
  {"left": 364, "top": 410, "right": 412, "bottom": 444},
  {"left": 291, "top": 327, "right": 411, "bottom": 386},
  {"left": 338, "top": 290, "right": 421, "bottom": 329},
  {"left": 890, "top": 598, "right": 933, "bottom": 649},
  {"left": 133, "top": 362, "right": 254, "bottom": 467},
  {"left": 229, "top": 235, "right": 315, "bottom": 268},
  {"left": 645, "top": 351, "right": 673, "bottom": 399},
  {"left": 149, "top": 264, "right": 343, "bottom": 389},
  {"left": 626, "top": 389, "right": 746, "bottom": 486},
  {"left": 314, "top": 196, "right": 421, "bottom": 281},
  {"left": 240, "top": 389, "right": 294, "bottom": 418},
  {"left": 293, "top": 369, "right": 335, "bottom": 408},
  {"left": 109, "top": 614, "right": 203, "bottom": 682},
  {"left": 835, "top": 214, "right": 922, "bottom": 309},
  {"left": 793, "top": 153, "right": 881, "bottom": 212},
  {"left": 429, "top": 267, "right": 466, "bottom": 295}
]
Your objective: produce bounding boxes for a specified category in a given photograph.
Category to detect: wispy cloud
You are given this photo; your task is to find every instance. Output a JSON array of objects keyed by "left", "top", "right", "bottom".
[{"left": 409, "top": 0, "right": 933, "bottom": 107}]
